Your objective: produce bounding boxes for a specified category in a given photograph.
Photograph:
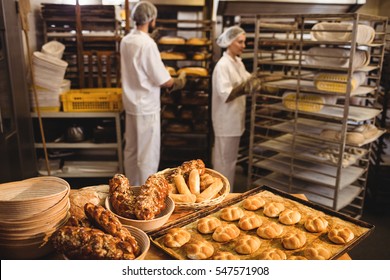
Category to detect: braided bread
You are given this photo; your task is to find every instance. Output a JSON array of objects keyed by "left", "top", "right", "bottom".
[
  {"left": 134, "top": 174, "right": 169, "bottom": 220},
  {"left": 109, "top": 174, "right": 136, "bottom": 218}
]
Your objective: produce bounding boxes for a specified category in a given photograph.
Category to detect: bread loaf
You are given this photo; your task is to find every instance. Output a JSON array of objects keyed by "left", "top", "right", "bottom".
[
  {"left": 160, "top": 52, "right": 186, "bottom": 60},
  {"left": 282, "top": 92, "right": 325, "bottom": 113},
  {"left": 177, "top": 67, "right": 208, "bottom": 77},
  {"left": 109, "top": 174, "right": 136, "bottom": 219},
  {"left": 159, "top": 36, "right": 186, "bottom": 45},
  {"left": 235, "top": 235, "right": 261, "bottom": 255},
  {"left": 186, "top": 37, "right": 209, "bottom": 45}
]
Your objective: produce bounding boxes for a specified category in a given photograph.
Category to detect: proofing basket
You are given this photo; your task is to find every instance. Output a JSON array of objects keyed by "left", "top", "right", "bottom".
[{"left": 157, "top": 168, "right": 230, "bottom": 212}]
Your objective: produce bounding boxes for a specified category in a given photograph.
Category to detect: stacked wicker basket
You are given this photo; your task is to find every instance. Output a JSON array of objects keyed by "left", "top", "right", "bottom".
[{"left": 0, "top": 176, "right": 70, "bottom": 259}]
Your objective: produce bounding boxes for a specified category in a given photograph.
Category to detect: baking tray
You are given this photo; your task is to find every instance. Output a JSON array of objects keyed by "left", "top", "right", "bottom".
[{"left": 149, "top": 185, "right": 374, "bottom": 260}]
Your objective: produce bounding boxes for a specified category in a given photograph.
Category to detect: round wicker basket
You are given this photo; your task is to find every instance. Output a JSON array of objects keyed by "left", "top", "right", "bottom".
[{"left": 157, "top": 168, "right": 230, "bottom": 211}]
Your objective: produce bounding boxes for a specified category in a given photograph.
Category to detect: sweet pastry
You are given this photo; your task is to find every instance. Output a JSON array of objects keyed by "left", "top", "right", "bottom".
[
  {"left": 304, "top": 216, "right": 329, "bottom": 233},
  {"left": 328, "top": 226, "right": 354, "bottom": 244},
  {"left": 212, "top": 223, "right": 240, "bottom": 242},
  {"left": 134, "top": 174, "right": 169, "bottom": 220},
  {"left": 238, "top": 213, "right": 263, "bottom": 231},
  {"left": 258, "top": 248, "right": 287, "bottom": 260},
  {"left": 235, "top": 235, "right": 261, "bottom": 255},
  {"left": 185, "top": 239, "right": 214, "bottom": 260},
  {"left": 242, "top": 195, "right": 265, "bottom": 211},
  {"left": 304, "top": 245, "right": 331, "bottom": 260},
  {"left": 212, "top": 251, "right": 239, "bottom": 260},
  {"left": 282, "top": 232, "right": 307, "bottom": 250},
  {"left": 197, "top": 216, "right": 222, "bottom": 234},
  {"left": 256, "top": 222, "right": 284, "bottom": 239},
  {"left": 278, "top": 209, "right": 301, "bottom": 225},
  {"left": 164, "top": 228, "right": 191, "bottom": 248},
  {"left": 263, "top": 202, "right": 285, "bottom": 217},
  {"left": 220, "top": 206, "right": 245, "bottom": 221}
]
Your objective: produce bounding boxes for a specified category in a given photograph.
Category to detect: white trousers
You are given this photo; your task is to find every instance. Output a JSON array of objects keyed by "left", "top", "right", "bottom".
[
  {"left": 212, "top": 136, "right": 241, "bottom": 191},
  {"left": 124, "top": 112, "right": 160, "bottom": 186}
]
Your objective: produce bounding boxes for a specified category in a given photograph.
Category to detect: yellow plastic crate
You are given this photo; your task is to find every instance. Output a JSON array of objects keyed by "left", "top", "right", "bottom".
[{"left": 61, "top": 88, "right": 123, "bottom": 112}]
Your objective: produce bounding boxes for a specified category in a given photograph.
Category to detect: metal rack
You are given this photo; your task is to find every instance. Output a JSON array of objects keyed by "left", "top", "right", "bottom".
[
  {"left": 157, "top": 18, "right": 215, "bottom": 168},
  {"left": 247, "top": 13, "right": 387, "bottom": 218}
]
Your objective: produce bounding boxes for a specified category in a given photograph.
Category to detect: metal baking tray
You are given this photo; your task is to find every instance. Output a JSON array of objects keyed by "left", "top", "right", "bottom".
[{"left": 149, "top": 185, "right": 374, "bottom": 260}]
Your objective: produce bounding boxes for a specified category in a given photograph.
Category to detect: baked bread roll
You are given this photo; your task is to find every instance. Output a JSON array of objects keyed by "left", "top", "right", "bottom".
[
  {"left": 174, "top": 174, "right": 192, "bottom": 195},
  {"left": 160, "top": 52, "right": 186, "bottom": 60},
  {"left": 235, "top": 235, "right": 261, "bottom": 255},
  {"left": 193, "top": 52, "right": 207, "bottom": 60},
  {"left": 282, "top": 232, "right": 307, "bottom": 250},
  {"left": 304, "top": 216, "right": 329, "bottom": 233},
  {"left": 212, "top": 251, "right": 239, "bottom": 260},
  {"left": 353, "top": 124, "right": 378, "bottom": 139},
  {"left": 263, "top": 202, "right": 285, "bottom": 217},
  {"left": 159, "top": 36, "right": 186, "bottom": 45},
  {"left": 177, "top": 67, "right": 208, "bottom": 77},
  {"left": 179, "top": 159, "right": 206, "bottom": 177},
  {"left": 188, "top": 169, "right": 200, "bottom": 194},
  {"left": 256, "top": 222, "right": 284, "bottom": 239},
  {"left": 346, "top": 132, "right": 365, "bottom": 145},
  {"left": 200, "top": 173, "right": 215, "bottom": 191},
  {"left": 288, "top": 255, "right": 308, "bottom": 260},
  {"left": 164, "top": 228, "right": 191, "bottom": 248},
  {"left": 185, "top": 239, "right": 214, "bottom": 260},
  {"left": 242, "top": 195, "right": 265, "bottom": 211},
  {"left": 304, "top": 245, "right": 331, "bottom": 260},
  {"left": 278, "top": 209, "right": 301, "bottom": 225},
  {"left": 328, "top": 226, "right": 354, "bottom": 244},
  {"left": 196, "top": 178, "right": 223, "bottom": 202},
  {"left": 259, "top": 248, "right": 287, "bottom": 260},
  {"left": 220, "top": 206, "right": 245, "bottom": 221},
  {"left": 238, "top": 213, "right": 263, "bottom": 230},
  {"left": 197, "top": 216, "right": 222, "bottom": 234},
  {"left": 212, "top": 223, "right": 240, "bottom": 242}
]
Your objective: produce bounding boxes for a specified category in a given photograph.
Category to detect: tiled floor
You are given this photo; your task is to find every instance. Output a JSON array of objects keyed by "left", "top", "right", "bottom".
[{"left": 233, "top": 165, "right": 390, "bottom": 260}]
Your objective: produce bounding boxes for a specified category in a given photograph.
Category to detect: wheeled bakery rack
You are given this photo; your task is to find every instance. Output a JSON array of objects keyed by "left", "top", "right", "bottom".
[
  {"left": 156, "top": 18, "right": 215, "bottom": 169},
  {"left": 247, "top": 13, "right": 388, "bottom": 218}
]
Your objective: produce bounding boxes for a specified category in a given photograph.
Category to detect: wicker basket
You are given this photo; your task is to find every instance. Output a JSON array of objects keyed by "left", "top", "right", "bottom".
[{"left": 157, "top": 168, "right": 230, "bottom": 212}]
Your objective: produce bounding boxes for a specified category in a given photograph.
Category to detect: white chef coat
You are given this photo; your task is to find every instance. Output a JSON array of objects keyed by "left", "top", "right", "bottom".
[
  {"left": 120, "top": 29, "right": 171, "bottom": 115},
  {"left": 212, "top": 52, "right": 251, "bottom": 137}
]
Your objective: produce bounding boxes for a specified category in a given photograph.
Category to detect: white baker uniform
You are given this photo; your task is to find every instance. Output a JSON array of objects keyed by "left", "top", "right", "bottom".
[
  {"left": 120, "top": 29, "right": 171, "bottom": 185},
  {"left": 212, "top": 52, "right": 251, "bottom": 189}
]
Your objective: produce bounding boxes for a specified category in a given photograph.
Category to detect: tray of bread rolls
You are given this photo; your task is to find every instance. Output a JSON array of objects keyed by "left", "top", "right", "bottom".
[{"left": 148, "top": 185, "right": 374, "bottom": 260}]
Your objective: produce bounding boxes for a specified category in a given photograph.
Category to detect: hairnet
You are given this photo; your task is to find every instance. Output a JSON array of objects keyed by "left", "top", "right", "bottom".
[
  {"left": 131, "top": 1, "right": 158, "bottom": 25},
  {"left": 216, "top": 26, "right": 245, "bottom": 48}
]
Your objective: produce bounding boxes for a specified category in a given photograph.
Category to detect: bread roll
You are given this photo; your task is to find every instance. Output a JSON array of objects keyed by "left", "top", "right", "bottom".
[
  {"left": 304, "top": 245, "right": 331, "bottom": 260},
  {"left": 200, "top": 173, "right": 215, "bottom": 191},
  {"left": 304, "top": 216, "right": 329, "bottom": 233},
  {"left": 288, "top": 255, "right": 308, "bottom": 260},
  {"left": 328, "top": 226, "right": 354, "bottom": 244},
  {"left": 353, "top": 124, "right": 378, "bottom": 139},
  {"left": 220, "top": 206, "right": 245, "bottom": 221},
  {"left": 177, "top": 67, "right": 208, "bottom": 77},
  {"left": 164, "top": 228, "right": 191, "bottom": 248},
  {"left": 193, "top": 52, "right": 207, "bottom": 60},
  {"left": 188, "top": 169, "right": 200, "bottom": 194},
  {"left": 238, "top": 213, "right": 263, "bottom": 230},
  {"left": 235, "top": 235, "right": 261, "bottom": 255},
  {"left": 159, "top": 36, "right": 186, "bottom": 45},
  {"left": 197, "top": 216, "right": 222, "bottom": 234},
  {"left": 258, "top": 248, "right": 287, "bottom": 260},
  {"left": 242, "top": 195, "right": 265, "bottom": 211},
  {"left": 186, "top": 37, "right": 209, "bottom": 45},
  {"left": 212, "top": 224, "right": 240, "bottom": 242},
  {"left": 196, "top": 179, "right": 223, "bottom": 202},
  {"left": 160, "top": 52, "right": 186, "bottom": 60},
  {"left": 212, "top": 251, "right": 239, "bottom": 260},
  {"left": 282, "top": 232, "right": 307, "bottom": 250},
  {"left": 278, "top": 209, "right": 301, "bottom": 225},
  {"left": 256, "top": 222, "right": 284, "bottom": 239},
  {"left": 185, "top": 239, "right": 214, "bottom": 260},
  {"left": 169, "top": 193, "right": 196, "bottom": 203},
  {"left": 263, "top": 202, "right": 285, "bottom": 217},
  {"left": 174, "top": 174, "right": 192, "bottom": 195},
  {"left": 346, "top": 132, "right": 365, "bottom": 145}
]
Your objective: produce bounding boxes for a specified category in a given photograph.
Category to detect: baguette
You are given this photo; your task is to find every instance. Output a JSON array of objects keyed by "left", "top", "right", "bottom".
[
  {"left": 188, "top": 169, "right": 200, "bottom": 194},
  {"left": 169, "top": 193, "right": 196, "bottom": 203},
  {"left": 174, "top": 174, "right": 192, "bottom": 195},
  {"left": 196, "top": 178, "right": 223, "bottom": 202}
]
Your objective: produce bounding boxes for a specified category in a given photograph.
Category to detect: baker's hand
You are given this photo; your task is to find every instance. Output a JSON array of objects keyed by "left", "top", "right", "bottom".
[
  {"left": 226, "top": 76, "right": 262, "bottom": 103},
  {"left": 170, "top": 71, "right": 187, "bottom": 92}
]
